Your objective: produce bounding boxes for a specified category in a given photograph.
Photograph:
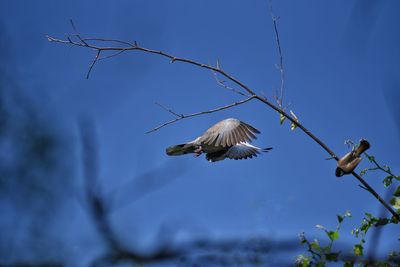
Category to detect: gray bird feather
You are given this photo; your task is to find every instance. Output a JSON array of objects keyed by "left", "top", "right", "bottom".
[{"left": 166, "top": 118, "right": 272, "bottom": 162}]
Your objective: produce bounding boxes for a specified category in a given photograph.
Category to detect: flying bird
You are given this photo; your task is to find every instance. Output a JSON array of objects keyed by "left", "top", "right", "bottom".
[
  {"left": 335, "top": 139, "right": 370, "bottom": 177},
  {"left": 166, "top": 118, "right": 272, "bottom": 162}
]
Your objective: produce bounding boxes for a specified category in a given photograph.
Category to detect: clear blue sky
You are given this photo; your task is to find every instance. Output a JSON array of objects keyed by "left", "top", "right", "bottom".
[{"left": 0, "top": 0, "right": 399, "bottom": 265}]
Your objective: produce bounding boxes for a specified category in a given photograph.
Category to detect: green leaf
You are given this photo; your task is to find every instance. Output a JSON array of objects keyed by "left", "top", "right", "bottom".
[
  {"left": 337, "top": 215, "right": 343, "bottom": 223},
  {"left": 353, "top": 244, "right": 363, "bottom": 256},
  {"left": 360, "top": 221, "right": 370, "bottom": 232},
  {"left": 383, "top": 165, "right": 391, "bottom": 173},
  {"left": 359, "top": 168, "right": 368, "bottom": 177},
  {"left": 351, "top": 228, "right": 360, "bottom": 237},
  {"left": 295, "top": 254, "right": 310, "bottom": 267},
  {"left": 327, "top": 231, "right": 339, "bottom": 241},
  {"left": 383, "top": 175, "right": 394, "bottom": 187},
  {"left": 367, "top": 155, "right": 375, "bottom": 162},
  {"left": 279, "top": 113, "right": 286, "bottom": 125},
  {"left": 290, "top": 122, "right": 297, "bottom": 131},
  {"left": 394, "top": 186, "right": 400, "bottom": 197},
  {"left": 299, "top": 232, "right": 307, "bottom": 244},
  {"left": 310, "top": 240, "right": 321, "bottom": 251},
  {"left": 390, "top": 197, "right": 400, "bottom": 210},
  {"left": 344, "top": 262, "right": 354, "bottom": 267}
]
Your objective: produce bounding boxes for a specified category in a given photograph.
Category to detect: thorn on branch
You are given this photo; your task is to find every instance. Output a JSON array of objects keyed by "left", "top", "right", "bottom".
[{"left": 359, "top": 184, "right": 369, "bottom": 191}]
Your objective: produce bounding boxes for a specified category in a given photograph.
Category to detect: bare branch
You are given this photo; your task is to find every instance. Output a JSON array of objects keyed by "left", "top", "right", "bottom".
[
  {"left": 47, "top": 23, "right": 400, "bottom": 221},
  {"left": 46, "top": 34, "right": 257, "bottom": 96},
  {"left": 268, "top": 3, "right": 285, "bottom": 108},
  {"left": 146, "top": 96, "right": 257, "bottom": 134}
]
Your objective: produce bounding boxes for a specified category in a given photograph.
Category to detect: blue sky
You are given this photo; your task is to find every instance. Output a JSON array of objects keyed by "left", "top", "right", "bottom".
[{"left": 0, "top": 0, "right": 399, "bottom": 265}]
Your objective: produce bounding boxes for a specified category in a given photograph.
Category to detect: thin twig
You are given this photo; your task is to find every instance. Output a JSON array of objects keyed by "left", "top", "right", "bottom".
[
  {"left": 212, "top": 71, "right": 248, "bottom": 97},
  {"left": 269, "top": 3, "right": 285, "bottom": 108},
  {"left": 146, "top": 96, "right": 257, "bottom": 134},
  {"left": 155, "top": 102, "right": 184, "bottom": 118},
  {"left": 87, "top": 50, "right": 101, "bottom": 79},
  {"left": 98, "top": 50, "right": 127, "bottom": 61}
]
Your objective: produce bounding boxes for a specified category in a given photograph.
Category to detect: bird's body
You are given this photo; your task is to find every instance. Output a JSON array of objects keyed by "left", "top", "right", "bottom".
[
  {"left": 335, "top": 139, "right": 370, "bottom": 177},
  {"left": 166, "top": 118, "right": 272, "bottom": 162}
]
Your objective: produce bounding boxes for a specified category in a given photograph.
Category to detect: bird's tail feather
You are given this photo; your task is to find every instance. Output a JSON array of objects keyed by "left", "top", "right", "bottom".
[
  {"left": 166, "top": 143, "right": 196, "bottom": 156},
  {"left": 354, "top": 139, "right": 370, "bottom": 157}
]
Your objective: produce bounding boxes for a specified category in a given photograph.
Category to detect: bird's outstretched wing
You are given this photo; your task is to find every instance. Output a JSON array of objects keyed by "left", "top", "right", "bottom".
[
  {"left": 225, "top": 143, "right": 271, "bottom": 160},
  {"left": 206, "top": 143, "right": 272, "bottom": 162},
  {"left": 199, "top": 118, "right": 260, "bottom": 147}
]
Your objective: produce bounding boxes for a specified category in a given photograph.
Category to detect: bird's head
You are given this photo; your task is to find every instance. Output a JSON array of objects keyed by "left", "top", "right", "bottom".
[{"left": 335, "top": 167, "right": 345, "bottom": 177}]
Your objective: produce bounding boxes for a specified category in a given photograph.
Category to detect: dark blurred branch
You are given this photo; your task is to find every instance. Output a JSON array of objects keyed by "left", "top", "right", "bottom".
[
  {"left": 78, "top": 119, "right": 301, "bottom": 266},
  {"left": 1, "top": 263, "right": 63, "bottom": 267},
  {"left": 79, "top": 119, "right": 181, "bottom": 266},
  {"left": 48, "top": 20, "right": 399, "bottom": 221}
]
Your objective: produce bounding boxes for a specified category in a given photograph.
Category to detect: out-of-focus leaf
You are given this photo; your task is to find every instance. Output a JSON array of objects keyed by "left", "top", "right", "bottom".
[
  {"left": 359, "top": 168, "right": 368, "bottom": 176},
  {"left": 390, "top": 197, "right": 400, "bottom": 210},
  {"left": 391, "top": 215, "right": 399, "bottom": 224},
  {"left": 327, "top": 231, "right": 339, "bottom": 241},
  {"left": 290, "top": 110, "right": 299, "bottom": 131},
  {"left": 383, "top": 175, "right": 394, "bottom": 187},
  {"left": 280, "top": 113, "right": 286, "bottom": 125},
  {"left": 354, "top": 244, "right": 363, "bottom": 256},
  {"left": 393, "top": 186, "right": 400, "bottom": 197},
  {"left": 310, "top": 240, "right": 320, "bottom": 251},
  {"left": 295, "top": 254, "right": 310, "bottom": 267}
]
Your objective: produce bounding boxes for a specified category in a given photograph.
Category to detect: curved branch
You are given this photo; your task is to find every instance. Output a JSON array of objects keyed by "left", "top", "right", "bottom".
[{"left": 46, "top": 30, "right": 400, "bottom": 221}]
